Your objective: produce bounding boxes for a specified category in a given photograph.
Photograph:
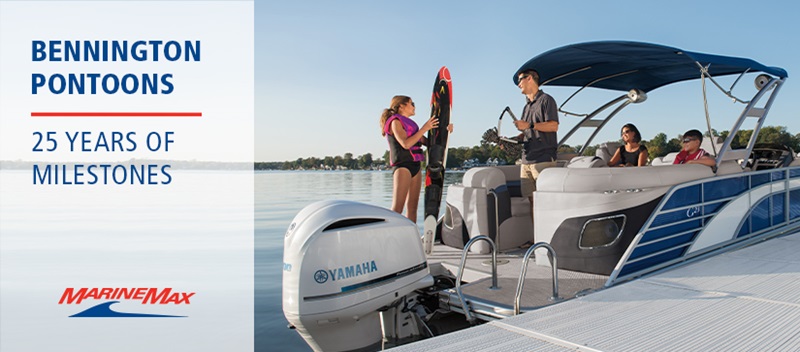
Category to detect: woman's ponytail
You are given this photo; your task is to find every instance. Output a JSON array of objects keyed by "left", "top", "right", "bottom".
[{"left": 379, "top": 95, "right": 410, "bottom": 136}]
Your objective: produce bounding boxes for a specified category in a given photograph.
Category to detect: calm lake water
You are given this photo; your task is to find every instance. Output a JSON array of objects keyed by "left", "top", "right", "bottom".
[{"left": 255, "top": 170, "right": 464, "bottom": 352}]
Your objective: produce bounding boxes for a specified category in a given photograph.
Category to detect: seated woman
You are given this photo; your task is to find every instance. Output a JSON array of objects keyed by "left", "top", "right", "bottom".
[
  {"left": 608, "top": 123, "right": 648, "bottom": 167},
  {"left": 673, "top": 129, "right": 716, "bottom": 167}
]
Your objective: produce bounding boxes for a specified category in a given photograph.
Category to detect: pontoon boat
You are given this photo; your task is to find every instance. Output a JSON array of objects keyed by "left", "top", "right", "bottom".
[{"left": 282, "top": 41, "right": 795, "bottom": 351}]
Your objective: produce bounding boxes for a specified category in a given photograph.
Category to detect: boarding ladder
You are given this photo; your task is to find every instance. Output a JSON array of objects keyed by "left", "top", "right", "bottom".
[
  {"left": 453, "top": 238, "right": 561, "bottom": 322},
  {"left": 454, "top": 236, "right": 498, "bottom": 324},
  {"left": 514, "top": 243, "right": 559, "bottom": 315}
]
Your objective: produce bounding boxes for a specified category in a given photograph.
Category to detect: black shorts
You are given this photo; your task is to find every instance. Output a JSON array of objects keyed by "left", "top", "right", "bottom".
[{"left": 393, "top": 161, "right": 421, "bottom": 178}]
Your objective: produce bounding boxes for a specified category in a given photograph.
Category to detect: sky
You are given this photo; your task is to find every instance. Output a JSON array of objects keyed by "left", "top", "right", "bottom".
[{"left": 256, "top": 0, "right": 800, "bottom": 162}]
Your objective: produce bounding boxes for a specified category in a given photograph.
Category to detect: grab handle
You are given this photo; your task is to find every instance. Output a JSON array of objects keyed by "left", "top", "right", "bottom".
[
  {"left": 514, "top": 242, "right": 559, "bottom": 315},
  {"left": 455, "top": 235, "right": 498, "bottom": 323}
]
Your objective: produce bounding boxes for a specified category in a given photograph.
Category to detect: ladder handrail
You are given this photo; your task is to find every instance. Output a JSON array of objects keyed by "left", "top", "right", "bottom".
[
  {"left": 514, "top": 242, "right": 559, "bottom": 315},
  {"left": 454, "top": 235, "right": 498, "bottom": 323}
]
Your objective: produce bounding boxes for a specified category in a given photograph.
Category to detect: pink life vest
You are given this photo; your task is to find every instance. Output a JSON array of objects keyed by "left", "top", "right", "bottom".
[{"left": 384, "top": 114, "right": 424, "bottom": 165}]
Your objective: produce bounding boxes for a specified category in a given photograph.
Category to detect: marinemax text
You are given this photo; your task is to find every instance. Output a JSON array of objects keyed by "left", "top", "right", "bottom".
[{"left": 59, "top": 287, "right": 195, "bottom": 305}]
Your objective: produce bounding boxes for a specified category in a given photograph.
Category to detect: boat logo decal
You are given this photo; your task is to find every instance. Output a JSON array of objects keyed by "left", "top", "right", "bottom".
[
  {"left": 686, "top": 206, "right": 701, "bottom": 218},
  {"left": 59, "top": 287, "right": 193, "bottom": 318},
  {"left": 285, "top": 222, "right": 296, "bottom": 237},
  {"left": 314, "top": 270, "right": 328, "bottom": 283},
  {"left": 314, "top": 260, "right": 378, "bottom": 284}
]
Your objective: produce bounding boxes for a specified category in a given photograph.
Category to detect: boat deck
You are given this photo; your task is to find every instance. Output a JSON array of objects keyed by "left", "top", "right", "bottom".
[
  {"left": 426, "top": 243, "right": 608, "bottom": 318},
  {"left": 394, "top": 232, "right": 800, "bottom": 351}
]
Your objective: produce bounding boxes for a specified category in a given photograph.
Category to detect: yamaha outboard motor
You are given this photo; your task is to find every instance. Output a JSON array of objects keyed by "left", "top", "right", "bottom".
[{"left": 283, "top": 200, "right": 433, "bottom": 352}]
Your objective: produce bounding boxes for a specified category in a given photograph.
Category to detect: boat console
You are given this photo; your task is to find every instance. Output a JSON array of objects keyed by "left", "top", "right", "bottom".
[{"left": 747, "top": 143, "right": 797, "bottom": 170}]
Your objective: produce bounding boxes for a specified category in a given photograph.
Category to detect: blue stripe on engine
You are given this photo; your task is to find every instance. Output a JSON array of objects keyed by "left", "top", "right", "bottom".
[
  {"left": 303, "top": 262, "right": 428, "bottom": 301},
  {"left": 341, "top": 262, "right": 427, "bottom": 293}
]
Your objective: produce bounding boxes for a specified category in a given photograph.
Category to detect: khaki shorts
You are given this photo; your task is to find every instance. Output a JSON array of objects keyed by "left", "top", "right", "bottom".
[{"left": 520, "top": 161, "right": 557, "bottom": 197}]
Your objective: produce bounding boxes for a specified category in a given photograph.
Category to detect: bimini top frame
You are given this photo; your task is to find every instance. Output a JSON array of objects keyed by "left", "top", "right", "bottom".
[
  {"left": 513, "top": 41, "right": 788, "bottom": 165},
  {"left": 513, "top": 41, "right": 787, "bottom": 91}
]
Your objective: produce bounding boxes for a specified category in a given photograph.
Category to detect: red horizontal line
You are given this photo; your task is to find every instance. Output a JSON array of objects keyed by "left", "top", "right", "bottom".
[{"left": 30, "top": 112, "right": 202, "bottom": 117}]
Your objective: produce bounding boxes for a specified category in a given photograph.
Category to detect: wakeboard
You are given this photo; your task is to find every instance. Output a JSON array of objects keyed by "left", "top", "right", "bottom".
[{"left": 422, "top": 66, "right": 452, "bottom": 255}]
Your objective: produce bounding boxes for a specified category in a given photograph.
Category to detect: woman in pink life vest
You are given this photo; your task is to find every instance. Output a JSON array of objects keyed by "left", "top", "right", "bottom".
[
  {"left": 673, "top": 129, "right": 716, "bottom": 167},
  {"left": 379, "top": 95, "right": 438, "bottom": 223}
]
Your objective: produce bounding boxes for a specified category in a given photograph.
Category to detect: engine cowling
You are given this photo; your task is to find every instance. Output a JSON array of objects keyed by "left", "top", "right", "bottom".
[{"left": 283, "top": 200, "right": 433, "bottom": 351}]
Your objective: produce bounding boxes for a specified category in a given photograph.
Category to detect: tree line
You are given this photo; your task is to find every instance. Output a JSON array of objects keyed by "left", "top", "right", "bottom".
[
  {"left": 641, "top": 126, "right": 800, "bottom": 161},
  {"left": 255, "top": 152, "right": 380, "bottom": 170},
  {"left": 256, "top": 126, "right": 800, "bottom": 170}
]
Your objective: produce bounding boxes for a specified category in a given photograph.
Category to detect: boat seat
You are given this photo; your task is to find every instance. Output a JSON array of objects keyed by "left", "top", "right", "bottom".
[
  {"left": 596, "top": 142, "right": 622, "bottom": 163},
  {"left": 716, "top": 159, "right": 746, "bottom": 175},
  {"left": 651, "top": 151, "right": 745, "bottom": 175},
  {"left": 567, "top": 142, "right": 626, "bottom": 168},
  {"left": 701, "top": 136, "right": 724, "bottom": 156},
  {"left": 651, "top": 152, "right": 678, "bottom": 166},
  {"left": 567, "top": 156, "right": 605, "bottom": 168},
  {"left": 537, "top": 164, "right": 715, "bottom": 193},
  {"left": 554, "top": 153, "right": 576, "bottom": 168},
  {"left": 652, "top": 137, "right": 724, "bottom": 165},
  {"left": 441, "top": 166, "right": 532, "bottom": 254}
]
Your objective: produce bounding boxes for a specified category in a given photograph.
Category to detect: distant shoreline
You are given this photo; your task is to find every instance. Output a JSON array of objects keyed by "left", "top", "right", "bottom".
[
  {"left": 255, "top": 168, "right": 468, "bottom": 172},
  {"left": 0, "top": 161, "right": 469, "bottom": 172},
  {"left": 0, "top": 160, "right": 251, "bottom": 171}
]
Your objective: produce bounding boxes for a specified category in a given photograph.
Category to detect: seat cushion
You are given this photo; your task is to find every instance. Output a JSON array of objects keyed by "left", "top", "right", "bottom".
[
  {"left": 537, "top": 164, "right": 715, "bottom": 193},
  {"left": 462, "top": 167, "right": 506, "bottom": 190}
]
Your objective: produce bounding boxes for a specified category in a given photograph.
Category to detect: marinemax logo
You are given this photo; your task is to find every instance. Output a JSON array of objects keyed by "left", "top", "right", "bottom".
[
  {"left": 314, "top": 260, "right": 378, "bottom": 284},
  {"left": 59, "top": 287, "right": 195, "bottom": 318}
]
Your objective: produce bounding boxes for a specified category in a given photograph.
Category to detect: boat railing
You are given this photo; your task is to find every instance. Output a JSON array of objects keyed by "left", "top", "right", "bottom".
[
  {"left": 514, "top": 242, "right": 559, "bottom": 315},
  {"left": 454, "top": 235, "right": 498, "bottom": 324},
  {"left": 557, "top": 88, "right": 646, "bottom": 156}
]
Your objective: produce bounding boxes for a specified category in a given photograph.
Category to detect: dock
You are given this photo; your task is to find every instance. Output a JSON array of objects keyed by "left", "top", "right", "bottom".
[{"left": 392, "top": 231, "right": 800, "bottom": 351}]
